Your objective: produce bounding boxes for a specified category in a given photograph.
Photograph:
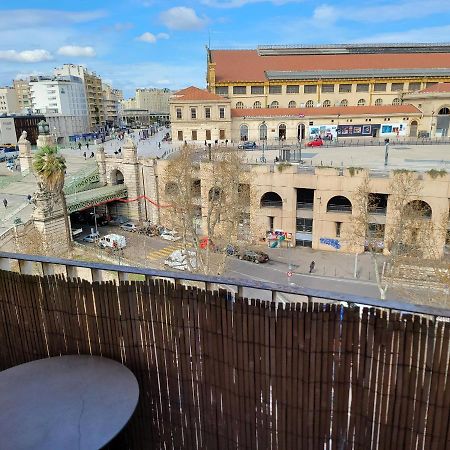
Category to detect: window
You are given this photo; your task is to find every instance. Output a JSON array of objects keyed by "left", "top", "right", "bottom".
[
  {"left": 216, "top": 86, "right": 229, "bottom": 95},
  {"left": 269, "top": 216, "right": 274, "bottom": 231},
  {"left": 392, "top": 98, "right": 401, "bottom": 105},
  {"left": 374, "top": 83, "right": 387, "bottom": 92},
  {"left": 305, "top": 100, "right": 314, "bottom": 108},
  {"left": 391, "top": 83, "right": 404, "bottom": 91},
  {"left": 288, "top": 100, "right": 297, "bottom": 108},
  {"left": 339, "top": 84, "right": 352, "bottom": 93},
  {"left": 296, "top": 218, "right": 313, "bottom": 233},
  {"left": 206, "top": 129, "right": 211, "bottom": 140},
  {"left": 253, "top": 101, "right": 261, "bottom": 109},
  {"left": 270, "top": 101, "right": 279, "bottom": 108},
  {"left": 375, "top": 98, "right": 383, "bottom": 106},
  {"left": 408, "top": 82, "right": 421, "bottom": 91},
  {"left": 236, "top": 101, "right": 244, "bottom": 109},
  {"left": 322, "top": 84, "right": 334, "bottom": 93},
  {"left": 251, "top": 85, "right": 264, "bottom": 95},
  {"left": 177, "top": 130, "right": 183, "bottom": 141},
  {"left": 269, "top": 85, "right": 282, "bottom": 94},
  {"left": 335, "top": 222, "right": 342, "bottom": 237},
  {"left": 190, "top": 108, "right": 197, "bottom": 119},
  {"left": 322, "top": 100, "right": 331, "bottom": 107},
  {"left": 286, "top": 85, "right": 299, "bottom": 94},
  {"left": 340, "top": 99, "right": 348, "bottom": 107},
  {"left": 191, "top": 130, "right": 197, "bottom": 141},
  {"left": 304, "top": 85, "right": 317, "bottom": 94},
  {"left": 356, "top": 83, "right": 369, "bottom": 92},
  {"left": 219, "top": 107, "right": 225, "bottom": 119},
  {"left": 233, "top": 86, "right": 246, "bottom": 95},
  {"left": 205, "top": 107, "right": 211, "bottom": 119},
  {"left": 357, "top": 99, "right": 366, "bottom": 106},
  {"left": 219, "top": 129, "right": 225, "bottom": 139}
]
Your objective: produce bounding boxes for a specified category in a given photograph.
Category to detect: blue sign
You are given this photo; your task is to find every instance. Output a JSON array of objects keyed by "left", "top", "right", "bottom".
[{"left": 319, "top": 238, "right": 341, "bottom": 249}]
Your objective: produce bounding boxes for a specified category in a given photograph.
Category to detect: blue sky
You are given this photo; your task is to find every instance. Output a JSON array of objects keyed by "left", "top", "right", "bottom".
[{"left": 0, "top": 0, "right": 449, "bottom": 97}]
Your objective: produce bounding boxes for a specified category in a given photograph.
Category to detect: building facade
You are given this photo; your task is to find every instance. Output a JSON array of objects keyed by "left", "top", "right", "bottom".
[
  {"left": 54, "top": 64, "right": 106, "bottom": 132},
  {"left": 13, "top": 79, "right": 31, "bottom": 112},
  {"left": 0, "top": 117, "right": 17, "bottom": 145},
  {"left": 102, "top": 83, "right": 123, "bottom": 128},
  {"left": 135, "top": 88, "right": 171, "bottom": 113},
  {"left": 0, "top": 87, "right": 19, "bottom": 115}
]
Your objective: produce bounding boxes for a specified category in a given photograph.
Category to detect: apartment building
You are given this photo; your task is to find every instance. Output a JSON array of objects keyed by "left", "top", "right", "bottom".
[
  {"left": 13, "top": 79, "right": 31, "bottom": 112},
  {"left": 102, "top": 83, "right": 123, "bottom": 128},
  {"left": 0, "top": 87, "right": 19, "bottom": 115},
  {"left": 54, "top": 64, "right": 106, "bottom": 131},
  {"left": 135, "top": 88, "right": 171, "bottom": 113}
]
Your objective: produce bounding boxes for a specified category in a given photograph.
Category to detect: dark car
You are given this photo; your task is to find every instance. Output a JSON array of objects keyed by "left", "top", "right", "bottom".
[
  {"left": 238, "top": 141, "right": 257, "bottom": 149},
  {"left": 239, "top": 250, "right": 270, "bottom": 264}
]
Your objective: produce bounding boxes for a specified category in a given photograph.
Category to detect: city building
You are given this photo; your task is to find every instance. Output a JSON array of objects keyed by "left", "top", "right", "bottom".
[
  {"left": 0, "top": 87, "right": 19, "bottom": 115},
  {"left": 135, "top": 88, "right": 171, "bottom": 113},
  {"left": 54, "top": 64, "right": 106, "bottom": 132},
  {"left": 121, "top": 98, "right": 137, "bottom": 110},
  {"left": 102, "top": 83, "right": 123, "bottom": 128},
  {"left": 13, "top": 79, "right": 31, "bottom": 112},
  {"left": 0, "top": 117, "right": 17, "bottom": 145}
]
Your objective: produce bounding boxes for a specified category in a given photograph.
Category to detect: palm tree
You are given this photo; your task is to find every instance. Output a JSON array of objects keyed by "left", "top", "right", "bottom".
[{"left": 33, "top": 146, "right": 72, "bottom": 252}]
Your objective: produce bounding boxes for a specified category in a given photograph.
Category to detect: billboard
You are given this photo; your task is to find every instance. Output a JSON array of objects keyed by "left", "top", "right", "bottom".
[{"left": 337, "top": 124, "right": 380, "bottom": 137}]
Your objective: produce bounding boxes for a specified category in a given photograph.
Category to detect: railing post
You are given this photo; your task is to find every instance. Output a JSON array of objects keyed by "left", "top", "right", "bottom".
[
  {"left": 0, "top": 257, "right": 12, "bottom": 271},
  {"left": 41, "top": 262, "right": 55, "bottom": 276},
  {"left": 18, "top": 260, "right": 33, "bottom": 275}
]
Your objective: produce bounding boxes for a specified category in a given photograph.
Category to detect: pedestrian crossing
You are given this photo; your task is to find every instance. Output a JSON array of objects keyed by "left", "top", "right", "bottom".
[{"left": 147, "top": 243, "right": 183, "bottom": 261}]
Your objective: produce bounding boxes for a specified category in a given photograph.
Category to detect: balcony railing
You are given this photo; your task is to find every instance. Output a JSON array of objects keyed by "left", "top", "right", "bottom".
[
  {"left": 296, "top": 201, "right": 314, "bottom": 209},
  {"left": 260, "top": 200, "right": 283, "bottom": 208},
  {"left": 327, "top": 204, "right": 352, "bottom": 213},
  {"left": 0, "top": 251, "right": 449, "bottom": 450}
]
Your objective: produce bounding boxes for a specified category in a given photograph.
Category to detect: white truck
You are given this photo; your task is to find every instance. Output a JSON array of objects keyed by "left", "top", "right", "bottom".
[{"left": 98, "top": 234, "right": 127, "bottom": 249}]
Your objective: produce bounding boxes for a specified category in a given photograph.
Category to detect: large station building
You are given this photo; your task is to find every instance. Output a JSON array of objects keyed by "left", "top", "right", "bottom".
[{"left": 171, "top": 44, "right": 450, "bottom": 144}]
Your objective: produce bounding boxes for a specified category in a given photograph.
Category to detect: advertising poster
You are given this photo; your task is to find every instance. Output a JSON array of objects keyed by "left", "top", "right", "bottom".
[
  {"left": 337, "top": 124, "right": 380, "bottom": 137},
  {"left": 380, "top": 123, "right": 408, "bottom": 136},
  {"left": 309, "top": 125, "right": 337, "bottom": 140}
]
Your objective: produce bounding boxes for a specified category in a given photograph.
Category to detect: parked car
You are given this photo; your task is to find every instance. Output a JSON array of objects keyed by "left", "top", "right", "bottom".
[
  {"left": 238, "top": 250, "right": 270, "bottom": 264},
  {"left": 306, "top": 138, "right": 324, "bottom": 147},
  {"left": 83, "top": 232, "right": 100, "bottom": 243},
  {"left": 120, "top": 222, "right": 138, "bottom": 232},
  {"left": 238, "top": 141, "right": 257, "bottom": 149},
  {"left": 160, "top": 230, "right": 181, "bottom": 241}
]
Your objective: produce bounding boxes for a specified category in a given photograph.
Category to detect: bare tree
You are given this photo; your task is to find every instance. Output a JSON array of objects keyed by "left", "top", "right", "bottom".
[{"left": 162, "top": 145, "right": 250, "bottom": 274}]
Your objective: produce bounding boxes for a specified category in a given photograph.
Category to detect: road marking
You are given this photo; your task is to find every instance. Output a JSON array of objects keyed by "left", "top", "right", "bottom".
[{"left": 147, "top": 243, "right": 182, "bottom": 260}]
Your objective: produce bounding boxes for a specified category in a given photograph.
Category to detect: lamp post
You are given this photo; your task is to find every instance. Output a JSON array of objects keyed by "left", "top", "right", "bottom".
[
  {"left": 384, "top": 138, "right": 389, "bottom": 167},
  {"left": 430, "top": 110, "right": 435, "bottom": 138}
]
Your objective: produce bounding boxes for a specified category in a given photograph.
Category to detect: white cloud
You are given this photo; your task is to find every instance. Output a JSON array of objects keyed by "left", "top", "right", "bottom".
[
  {"left": 137, "top": 32, "right": 170, "bottom": 43},
  {"left": 57, "top": 46, "right": 96, "bottom": 57},
  {"left": 159, "top": 7, "right": 208, "bottom": 31},
  {"left": 201, "top": 0, "right": 303, "bottom": 7},
  {"left": 313, "top": 4, "right": 336, "bottom": 22},
  {"left": 0, "top": 49, "right": 52, "bottom": 63}
]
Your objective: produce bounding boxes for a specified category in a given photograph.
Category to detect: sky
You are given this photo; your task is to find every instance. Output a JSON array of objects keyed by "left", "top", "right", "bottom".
[{"left": 1, "top": 0, "right": 450, "bottom": 98}]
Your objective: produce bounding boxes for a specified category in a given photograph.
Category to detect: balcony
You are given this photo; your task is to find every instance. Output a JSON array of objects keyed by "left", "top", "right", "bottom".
[{"left": 0, "top": 251, "right": 449, "bottom": 449}]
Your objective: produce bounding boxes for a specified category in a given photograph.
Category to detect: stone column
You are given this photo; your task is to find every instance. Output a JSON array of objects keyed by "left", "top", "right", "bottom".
[
  {"left": 17, "top": 131, "right": 33, "bottom": 175},
  {"left": 36, "top": 133, "right": 56, "bottom": 149},
  {"left": 96, "top": 145, "right": 107, "bottom": 185}
]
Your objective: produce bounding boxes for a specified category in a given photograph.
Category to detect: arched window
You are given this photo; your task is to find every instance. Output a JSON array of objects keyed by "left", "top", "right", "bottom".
[
  {"left": 278, "top": 123, "right": 287, "bottom": 140},
  {"left": 260, "top": 191, "right": 282, "bottom": 208},
  {"left": 438, "top": 107, "right": 450, "bottom": 115},
  {"left": 288, "top": 100, "right": 297, "bottom": 108},
  {"left": 110, "top": 169, "right": 124, "bottom": 185},
  {"left": 404, "top": 200, "right": 432, "bottom": 218},
  {"left": 236, "top": 101, "right": 244, "bottom": 109},
  {"left": 327, "top": 195, "right": 352, "bottom": 213},
  {"left": 305, "top": 100, "right": 314, "bottom": 108},
  {"left": 259, "top": 123, "right": 267, "bottom": 140},
  {"left": 375, "top": 98, "right": 383, "bottom": 106},
  {"left": 357, "top": 99, "right": 366, "bottom": 106},
  {"left": 239, "top": 124, "right": 248, "bottom": 141},
  {"left": 253, "top": 101, "right": 261, "bottom": 109},
  {"left": 322, "top": 100, "right": 331, "bottom": 107},
  {"left": 270, "top": 101, "right": 279, "bottom": 109},
  {"left": 392, "top": 98, "right": 401, "bottom": 106},
  {"left": 340, "top": 99, "right": 348, "bottom": 107}
]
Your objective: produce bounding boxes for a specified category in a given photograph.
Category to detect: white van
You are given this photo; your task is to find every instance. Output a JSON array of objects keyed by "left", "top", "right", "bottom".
[{"left": 98, "top": 234, "right": 127, "bottom": 249}]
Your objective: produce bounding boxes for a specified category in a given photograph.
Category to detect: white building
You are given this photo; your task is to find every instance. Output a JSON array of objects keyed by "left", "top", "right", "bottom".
[
  {"left": 102, "top": 83, "right": 123, "bottom": 128},
  {"left": 0, "top": 117, "right": 17, "bottom": 145},
  {"left": 135, "top": 88, "right": 171, "bottom": 113},
  {"left": 0, "top": 87, "right": 19, "bottom": 115}
]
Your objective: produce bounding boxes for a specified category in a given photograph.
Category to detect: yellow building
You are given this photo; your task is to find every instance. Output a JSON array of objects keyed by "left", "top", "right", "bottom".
[{"left": 13, "top": 79, "right": 31, "bottom": 111}]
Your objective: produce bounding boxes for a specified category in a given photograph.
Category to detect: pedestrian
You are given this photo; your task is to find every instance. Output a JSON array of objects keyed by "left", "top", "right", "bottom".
[
  {"left": 27, "top": 194, "right": 32, "bottom": 203},
  {"left": 90, "top": 151, "right": 94, "bottom": 158},
  {"left": 118, "top": 147, "right": 121, "bottom": 153},
  {"left": 158, "top": 142, "right": 161, "bottom": 149},
  {"left": 309, "top": 261, "right": 315, "bottom": 274},
  {"left": 78, "top": 142, "right": 82, "bottom": 151},
  {"left": 204, "top": 140, "right": 207, "bottom": 146},
  {"left": 83, "top": 151, "right": 86, "bottom": 159},
  {"left": 3, "top": 198, "right": 7, "bottom": 208},
  {"left": 86, "top": 142, "right": 89, "bottom": 150}
]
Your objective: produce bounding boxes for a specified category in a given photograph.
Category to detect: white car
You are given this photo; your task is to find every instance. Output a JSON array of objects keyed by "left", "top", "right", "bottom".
[
  {"left": 82, "top": 232, "right": 100, "bottom": 243},
  {"left": 164, "top": 250, "right": 197, "bottom": 271},
  {"left": 160, "top": 231, "right": 181, "bottom": 241},
  {"left": 120, "top": 222, "right": 138, "bottom": 232}
]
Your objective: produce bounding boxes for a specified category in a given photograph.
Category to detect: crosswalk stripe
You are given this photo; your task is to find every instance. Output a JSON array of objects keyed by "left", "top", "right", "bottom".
[{"left": 147, "top": 244, "right": 183, "bottom": 260}]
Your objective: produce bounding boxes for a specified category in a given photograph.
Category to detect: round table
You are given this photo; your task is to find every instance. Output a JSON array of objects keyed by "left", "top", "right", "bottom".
[{"left": 0, "top": 355, "right": 139, "bottom": 450}]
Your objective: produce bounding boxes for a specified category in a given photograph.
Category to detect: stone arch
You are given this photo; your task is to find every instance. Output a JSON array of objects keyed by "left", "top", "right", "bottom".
[
  {"left": 259, "top": 123, "right": 267, "bottom": 140},
  {"left": 240, "top": 124, "right": 248, "bottom": 141},
  {"left": 436, "top": 107, "right": 450, "bottom": 136},
  {"left": 297, "top": 123, "right": 306, "bottom": 140},
  {"left": 410, "top": 120, "right": 418, "bottom": 137},
  {"left": 278, "top": 123, "right": 287, "bottom": 140},
  {"left": 327, "top": 195, "right": 352, "bottom": 213},
  {"left": 260, "top": 191, "right": 282, "bottom": 208},
  {"left": 110, "top": 169, "right": 124, "bottom": 185},
  {"left": 404, "top": 200, "right": 432, "bottom": 218}
]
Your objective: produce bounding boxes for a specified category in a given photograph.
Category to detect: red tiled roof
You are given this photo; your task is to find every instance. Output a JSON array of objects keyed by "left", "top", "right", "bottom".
[
  {"left": 419, "top": 83, "right": 450, "bottom": 93},
  {"left": 171, "top": 86, "right": 225, "bottom": 101},
  {"left": 231, "top": 104, "right": 422, "bottom": 118},
  {"left": 211, "top": 50, "right": 450, "bottom": 82}
]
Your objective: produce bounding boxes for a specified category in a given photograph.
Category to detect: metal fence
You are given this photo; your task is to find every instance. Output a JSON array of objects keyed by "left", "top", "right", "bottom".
[{"left": 0, "top": 252, "right": 449, "bottom": 450}]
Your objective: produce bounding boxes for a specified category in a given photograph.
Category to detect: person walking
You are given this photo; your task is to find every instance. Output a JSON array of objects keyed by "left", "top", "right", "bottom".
[
  {"left": 158, "top": 142, "right": 161, "bottom": 149},
  {"left": 90, "top": 151, "right": 95, "bottom": 158},
  {"left": 27, "top": 194, "right": 32, "bottom": 204},
  {"left": 78, "top": 142, "right": 82, "bottom": 151},
  {"left": 309, "top": 261, "right": 315, "bottom": 274},
  {"left": 83, "top": 151, "right": 86, "bottom": 160},
  {"left": 3, "top": 198, "right": 7, "bottom": 208}
]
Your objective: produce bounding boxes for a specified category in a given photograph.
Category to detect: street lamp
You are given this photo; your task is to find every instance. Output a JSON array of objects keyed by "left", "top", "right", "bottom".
[{"left": 384, "top": 138, "right": 389, "bottom": 167}]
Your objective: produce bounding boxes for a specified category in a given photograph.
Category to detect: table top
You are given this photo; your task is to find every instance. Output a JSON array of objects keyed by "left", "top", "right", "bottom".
[{"left": 0, "top": 355, "right": 139, "bottom": 450}]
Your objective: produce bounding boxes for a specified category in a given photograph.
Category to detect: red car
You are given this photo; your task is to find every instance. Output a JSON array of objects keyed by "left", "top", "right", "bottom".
[{"left": 306, "top": 138, "right": 324, "bottom": 147}]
